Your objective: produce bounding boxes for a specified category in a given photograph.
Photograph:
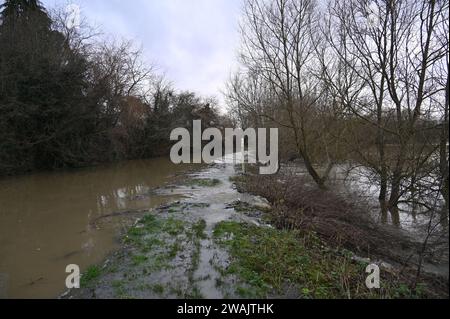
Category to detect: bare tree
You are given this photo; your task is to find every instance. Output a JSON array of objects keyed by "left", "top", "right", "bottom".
[
  {"left": 50, "top": 3, "right": 100, "bottom": 54},
  {"left": 238, "top": 0, "right": 339, "bottom": 188},
  {"left": 224, "top": 69, "right": 272, "bottom": 129},
  {"left": 328, "top": 0, "right": 448, "bottom": 214},
  {"left": 438, "top": 10, "right": 449, "bottom": 224}
]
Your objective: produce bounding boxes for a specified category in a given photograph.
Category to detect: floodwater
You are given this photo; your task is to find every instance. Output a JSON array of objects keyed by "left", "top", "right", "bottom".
[
  {"left": 64, "top": 152, "right": 271, "bottom": 299},
  {"left": 0, "top": 158, "right": 195, "bottom": 299},
  {"left": 1, "top": 154, "right": 447, "bottom": 298}
]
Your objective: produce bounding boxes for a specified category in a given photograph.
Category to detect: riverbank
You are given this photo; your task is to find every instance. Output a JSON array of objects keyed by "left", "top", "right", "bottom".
[
  {"left": 64, "top": 160, "right": 449, "bottom": 299},
  {"left": 231, "top": 164, "right": 449, "bottom": 298}
]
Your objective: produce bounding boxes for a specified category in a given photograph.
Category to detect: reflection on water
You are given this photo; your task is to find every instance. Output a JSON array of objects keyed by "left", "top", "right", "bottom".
[
  {"left": 0, "top": 158, "right": 193, "bottom": 298},
  {"left": 329, "top": 164, "right": 447, "bottom": 232}
]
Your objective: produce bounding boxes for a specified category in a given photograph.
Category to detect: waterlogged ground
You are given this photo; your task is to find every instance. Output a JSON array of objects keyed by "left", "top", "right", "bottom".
[
  {"left": 64, "top": 156, "right": 438, "bottom": 299},
  {"left": 65, "top": 160, "right": 277, "bottom": 299}
]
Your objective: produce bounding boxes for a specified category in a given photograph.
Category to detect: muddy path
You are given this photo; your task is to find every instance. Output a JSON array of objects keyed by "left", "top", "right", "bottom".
[{"left": 64, "top": 158, "right": 273, "bottom": 299}]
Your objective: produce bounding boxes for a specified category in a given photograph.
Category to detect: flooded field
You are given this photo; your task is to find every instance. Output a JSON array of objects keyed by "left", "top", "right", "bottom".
[{"left": 0, "top": 158, "right": 195, "bottom": 298}]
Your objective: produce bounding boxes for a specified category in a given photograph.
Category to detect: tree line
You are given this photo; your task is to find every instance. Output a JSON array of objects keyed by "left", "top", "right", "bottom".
[
  {"left": 0, "top": 0, "right": 228, "bottom": 176},
  {"left": 225, "top": 0, "right": 449, "bottom": 222}
]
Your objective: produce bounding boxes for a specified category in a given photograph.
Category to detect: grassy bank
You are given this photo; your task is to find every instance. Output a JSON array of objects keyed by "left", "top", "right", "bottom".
[
  {"left": 213, "top": 221, "right": 428, "bottom": 298},
  {"left": 228, "top": 170, "right": 449, "bottom": 299},
  {"left": 74, "top": 203, "right": 446, "bottom": 299}
]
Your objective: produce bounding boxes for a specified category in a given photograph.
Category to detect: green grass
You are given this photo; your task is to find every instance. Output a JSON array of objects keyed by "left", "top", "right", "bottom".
[
  {"left": 168, "top": 242, "right": 182, "bottom": 259},
  {"left": 119, "top": 215, "right": 188, "bottom": 275},
  {"left": 192, "top": 219, "right": 207, "bottom": 240},
  {"left": 80, "top": 265, "right": 102, "bottom": 288},
  {"left": 76, "top": 214, "right": 211, "bottom": 298},
  {"left": 186, "top": 286, "right": 204, "bottom": 299},
  {"left": 112, "top": 280, "right": 127, "bottom": 297},
  {"left": 151, "top": 284, "right": 165, "bottom": 295},
  {"left": 132, "top": 255, "right": 148, "bottom": 266},
  {"left": 162, "top": 217, "right": 185, "bottom": 236},
  {"left": 125, "top": 215, "right": 184, "bottom": 246},
  {"left": 213, "top": 221, "right": 427, "bottom": 299},
  {"left": 140, "top": 237, "right": 164, "bottom": 254}
]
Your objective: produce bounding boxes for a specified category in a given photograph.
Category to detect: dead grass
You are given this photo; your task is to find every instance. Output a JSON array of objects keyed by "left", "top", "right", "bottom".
[{"left": 234, "top": 172, "right": 409, "bottom": 260}]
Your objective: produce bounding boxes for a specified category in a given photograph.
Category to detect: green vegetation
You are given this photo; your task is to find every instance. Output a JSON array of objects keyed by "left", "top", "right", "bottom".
[
  {"left": 162, "top": 218, "right": 185, "bottom": 236},
  {"left": 186, "top": 286, "right": 204, "bottom": 299},
  {"left": 80, "top": 265, "right": 102, "bottom": 288},
  {"left": 168, "top": 242, "right": 182, "bottom": 259},
  {"left": 78, "top": 213, "right": 212, "bottom": 299},
  {"left": 124, "top": 215, "right": 185, "bottom": 264},
  {"left": 213, "top": 221, "right": 428, "bottom": 299},
  {"left": 151, "top": 284, "right": 165, "bottom": 295},
  {"left": 112, "top": 280, "right": 127, "bottom": 298},
  {"left": 132, "top": 255, "right": 148, "bottom": 266},
  {"left": 192, "top": 219, "right": 207, "bottom": 240}
]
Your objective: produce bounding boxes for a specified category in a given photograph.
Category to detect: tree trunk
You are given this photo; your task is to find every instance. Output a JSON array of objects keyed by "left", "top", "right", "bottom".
[
  {"left": 439, "top": 66, "right": 449, "bottom": 228},
  {"left": 389, "top": 169, "right": 402, "bottom": 209}
]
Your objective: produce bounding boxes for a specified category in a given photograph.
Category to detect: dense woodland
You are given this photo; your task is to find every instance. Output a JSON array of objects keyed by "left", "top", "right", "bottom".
[{"left": 0, "top": 0, "right": 228, "bottom": 176}]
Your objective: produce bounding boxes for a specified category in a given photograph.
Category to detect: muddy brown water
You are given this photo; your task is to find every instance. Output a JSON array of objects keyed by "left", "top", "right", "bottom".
[{"left": 0, "top": 158, "right": 195, "bottom": 299}]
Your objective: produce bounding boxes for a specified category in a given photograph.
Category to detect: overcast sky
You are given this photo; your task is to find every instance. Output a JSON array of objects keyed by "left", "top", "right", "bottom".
[{"left": 41, "top": 0, "right": 243, "bottom": 108}]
